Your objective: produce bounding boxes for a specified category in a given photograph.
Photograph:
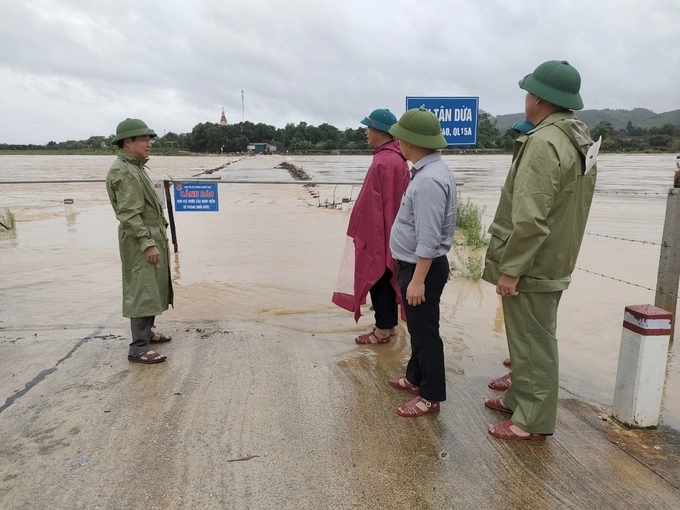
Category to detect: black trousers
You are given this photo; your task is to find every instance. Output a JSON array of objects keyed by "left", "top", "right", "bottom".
[
  {"left": 129, "top": 316, "right": 155, "bottom": 355},
  {"left": 396, "top": 256, "right": 449, "bottom": 402},
  {"left": 370, "top": 268, "right": 398, "bottom": 330}
]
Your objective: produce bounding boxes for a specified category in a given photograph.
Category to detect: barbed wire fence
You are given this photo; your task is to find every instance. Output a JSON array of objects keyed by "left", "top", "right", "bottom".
[
  {"left": 2, "top": 178, "right": 677, "bottom": 304},
  {"left": 470, "top": 186, "right": 677, "bottom": 302},
  {"left": 461, "top": 186, "right": 669, "bottom": 196}
]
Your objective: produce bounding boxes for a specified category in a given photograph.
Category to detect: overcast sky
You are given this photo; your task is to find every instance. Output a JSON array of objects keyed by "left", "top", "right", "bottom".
[{"left": 1, "top": 0, "right": 678, "bottom": 144}]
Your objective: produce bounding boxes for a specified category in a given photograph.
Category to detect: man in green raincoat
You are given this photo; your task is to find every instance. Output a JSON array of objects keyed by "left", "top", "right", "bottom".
[
  {"left": 482, "top": 61, "right": 597, "bottom": 441},
  {"left": 106, "top": 119, "right": 174, "bottom": 364}
]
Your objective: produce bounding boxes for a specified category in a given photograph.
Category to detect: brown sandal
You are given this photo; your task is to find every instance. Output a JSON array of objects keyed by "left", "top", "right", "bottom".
[
  {"left": 484, "top": 397, "right": 512, "bottom": 413},
  {"left": 489, "top": 373, "right": 511, "bottom": 391},
  {"left": 128, "top": 350, "right": 167, "bottom": 364},
  {"left": 151, "top": 333, "right": 172, "bottom": 343},
  {"left": 389, "top": 376, "right": 419, "bottom": 396},
  {"left": 397, "top": 396, "right": 440, "bottom": 417},
  {"left": 488, "top": 419, "right": 547, "bottom": 442},
  {"left": 355, "top": 332, "right": 391, "bottom": 344}
]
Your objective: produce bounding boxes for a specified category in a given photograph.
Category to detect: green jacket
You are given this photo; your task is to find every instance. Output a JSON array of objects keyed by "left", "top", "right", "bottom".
[
  {"left": 106, "top": 151, "right": 173, "bottom": 317},
  {"left": 482, "top": 111, "right": 597, "bottom": 292}
]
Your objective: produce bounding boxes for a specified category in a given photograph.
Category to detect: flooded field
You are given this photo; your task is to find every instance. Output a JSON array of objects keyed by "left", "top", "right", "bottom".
[{"left": 1, "top": 152, "right": 678, "bottom": 429}]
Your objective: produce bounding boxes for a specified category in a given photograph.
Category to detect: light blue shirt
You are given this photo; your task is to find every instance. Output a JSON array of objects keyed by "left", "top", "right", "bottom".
[{"left": 390, "top": 152, "right": 456, "bottom": 264}]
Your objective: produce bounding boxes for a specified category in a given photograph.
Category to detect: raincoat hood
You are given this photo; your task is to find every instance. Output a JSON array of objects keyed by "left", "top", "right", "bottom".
[
  {"left": 534, "top": 111, "right": 594, "bottom": 159},
  {"left": 118, "top": 150, "right": 149, "bottom": 167}
]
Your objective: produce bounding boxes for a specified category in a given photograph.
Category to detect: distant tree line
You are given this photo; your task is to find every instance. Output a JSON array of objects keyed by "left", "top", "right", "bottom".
[
  {"left": 590, "top": 121, "right": 680, "bottom": 152},
  {"left": 0, "top": 122, "right": 370, "bottom": 154},
  {"left": 477, "top": 116, "right": 680, "bottom": 152},
  {"left": 2, "top": 114, "right": 679, "bottom": 154}
]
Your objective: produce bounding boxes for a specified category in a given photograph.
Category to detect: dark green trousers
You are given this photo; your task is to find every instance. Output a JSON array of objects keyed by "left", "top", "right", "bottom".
[{"left": 501, "top": 291, "right": 562, "bottom": 435}]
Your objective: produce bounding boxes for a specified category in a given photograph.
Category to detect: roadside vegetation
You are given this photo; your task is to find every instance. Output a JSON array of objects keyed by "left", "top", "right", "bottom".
[
  {"left": 0, "top": 207, "right": 16, "bottom": 230},
  {"left": 450, "top": 249, "right": 485, "bottom": 281},
  {"left": 456, "top": 197, "right": 488, "bottom": 250},
  {"left": 450, "top": 195, "right": 488, "bottom": 280}
]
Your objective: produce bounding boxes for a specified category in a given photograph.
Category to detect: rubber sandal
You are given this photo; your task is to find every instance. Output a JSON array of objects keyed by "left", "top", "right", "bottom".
[
  {"left": 488, "top": 419, "right": 547, "bottom": 442},
  {"left": 128, "top": 350, "right": 167, "bottom": 364},
  {"left": 355, "top": 332, "right": 391, "bottom": 344},
  {"left": 484, "top": 397, "right": 512, "bottom": 413},
  {"left": 502, "top": 357, "right": 511, "bottom": 368},
  {"left": 397, "top": 396, "right": 440, "bottom": 417},
  {"left": 151, "top": 333, "right": 172, "bottom": 343},
  {"left": 389, "top": 376, "right": 419, "bottom": 396},
  {"left": 489, "top": 373, "right": 511, "bottom": 391},
  {"left": 373, "top": 327, "right": 399, "bottom": 338}
]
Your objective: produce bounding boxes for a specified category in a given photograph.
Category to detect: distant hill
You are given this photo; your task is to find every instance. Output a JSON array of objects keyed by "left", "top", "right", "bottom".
[{"left": 489, "top": 108, "right": 680, "bottom": 133}]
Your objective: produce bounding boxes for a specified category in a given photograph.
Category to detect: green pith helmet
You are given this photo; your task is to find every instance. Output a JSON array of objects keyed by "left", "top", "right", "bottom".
[
  {"left": 519, "top": 60, "right": 584, "bottom": 111},
  {"left": 389, "top": 107, "right": 447, "bottom": 149},
  {"left": 360, "top": 108, "right": 398, "bottom": 133},
  {"left": 111, "top": 118, "right": 157, "bottom": 144}
]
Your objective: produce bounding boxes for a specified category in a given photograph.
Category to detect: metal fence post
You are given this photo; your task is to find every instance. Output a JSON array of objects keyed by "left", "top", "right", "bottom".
[{"left": 164, "top": 180, "right": 178, "bottom": 253}]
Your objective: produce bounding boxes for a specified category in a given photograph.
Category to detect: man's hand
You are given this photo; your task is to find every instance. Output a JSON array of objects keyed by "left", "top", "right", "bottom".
[
  {"left": 145, "top": 246, "right": 160, "bottom": 264},
  {"left": 496, "top": 274, "right": 519, "bottom": 297},
  {"left": 406, "top": 281, "right": 426, "bottom": 306}
]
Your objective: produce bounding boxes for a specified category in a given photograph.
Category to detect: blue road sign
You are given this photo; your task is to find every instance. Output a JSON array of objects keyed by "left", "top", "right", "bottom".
[
  {"left": 405, "top": 96, "right": 479, "bottom": 146},
  {"left": 173, "top": 182, "right": 219, "bottom": 212}
]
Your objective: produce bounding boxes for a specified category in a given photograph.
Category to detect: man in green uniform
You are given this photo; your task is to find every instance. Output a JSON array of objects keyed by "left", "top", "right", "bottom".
[
  {"left": 482, "top": 61, "right": 597, "bottom": 440},
  {"left": 106, "top": 119, "right": 174, "bottom": 364}
]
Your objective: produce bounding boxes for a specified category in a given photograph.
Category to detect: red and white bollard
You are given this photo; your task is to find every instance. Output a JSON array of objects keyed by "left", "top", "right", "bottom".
[
  {"left": 63, "top": 198, "right": 75, "bottom": 216},
  {"left": 612, "top": 304, "right": 672, "bottom": 428}
]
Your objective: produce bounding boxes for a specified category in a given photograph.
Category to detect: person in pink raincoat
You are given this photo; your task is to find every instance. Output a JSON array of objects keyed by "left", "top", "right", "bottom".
[{"left": 332, "top": 109, "right": 410, "bottom": 344}]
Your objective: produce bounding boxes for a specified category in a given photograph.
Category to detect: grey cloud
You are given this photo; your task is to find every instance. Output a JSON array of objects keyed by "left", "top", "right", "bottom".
[{"left": 1, "top": 0, "right": 679, "bottom": 143}]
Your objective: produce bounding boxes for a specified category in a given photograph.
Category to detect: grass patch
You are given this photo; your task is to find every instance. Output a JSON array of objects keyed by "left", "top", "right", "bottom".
[
  {"left": 450, "top": 194, "right": 488, "bottom": 280},
  {"left": 449, "top": 248, "right": 484, "bottom": 281},
  {"left": 456, "top": 195, "right": 488, "bottom": 249},
  {"left": 0, "top": 207, "right": 16, "bottom": 230}
]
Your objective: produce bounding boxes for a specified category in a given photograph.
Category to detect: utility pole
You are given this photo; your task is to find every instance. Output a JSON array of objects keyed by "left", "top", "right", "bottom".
[{"left": 241, "top": 90, "right": 245, "bottom": 132}]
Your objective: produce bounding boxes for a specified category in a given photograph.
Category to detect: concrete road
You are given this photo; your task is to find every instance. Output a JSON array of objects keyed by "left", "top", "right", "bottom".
[{"left": 1, "top": 315, "right": 679, "bottom": 510}]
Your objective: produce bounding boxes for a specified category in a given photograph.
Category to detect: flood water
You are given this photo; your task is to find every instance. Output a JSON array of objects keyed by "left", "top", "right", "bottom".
[{"left": 1, "top": 152, "right": 679, "bottom": 429}]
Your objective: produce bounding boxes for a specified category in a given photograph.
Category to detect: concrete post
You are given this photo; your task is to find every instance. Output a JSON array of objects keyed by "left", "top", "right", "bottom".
[
  {"left": 63, "top": 198, "right": 75, "bottom": 216},
  {"left": 612, "top": 304, "right": 671, "bottom": 428},
  {"left": 655, "top": 188, "right": 680, "bottom": 344}
]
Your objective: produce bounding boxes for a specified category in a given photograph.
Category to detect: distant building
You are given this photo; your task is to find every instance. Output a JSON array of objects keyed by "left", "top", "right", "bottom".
[
  {"left": 248, "top": 143, "right": 277, "bottom": 155},
  {"left": 220, "top": 108, "right": 228, "bottom": 125}
]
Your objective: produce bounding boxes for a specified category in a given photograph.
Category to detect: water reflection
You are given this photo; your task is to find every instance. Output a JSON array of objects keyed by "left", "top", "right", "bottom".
[
  {"left": 172, "top": 252, "right": 182, "bottom": 284},
  {"left": 0, "top": 228, "right": 18, "bottom": 247},
  {"left": 65, "top": 213, "right": 77, "bottom": 235},
  {"left": 493, "top": 296, "right": 504, "bottom": 334}
]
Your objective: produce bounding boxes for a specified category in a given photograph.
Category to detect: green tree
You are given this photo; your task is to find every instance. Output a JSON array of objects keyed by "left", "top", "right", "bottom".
[
  {"left": 648, "top": 134, "right": 673, "bottom": 149},
  {"left": 476, "top": 113, "right": 501, "bottom": 148},
  {"left": 591, "top": 121, "right": 615, "bottom": 140}
]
